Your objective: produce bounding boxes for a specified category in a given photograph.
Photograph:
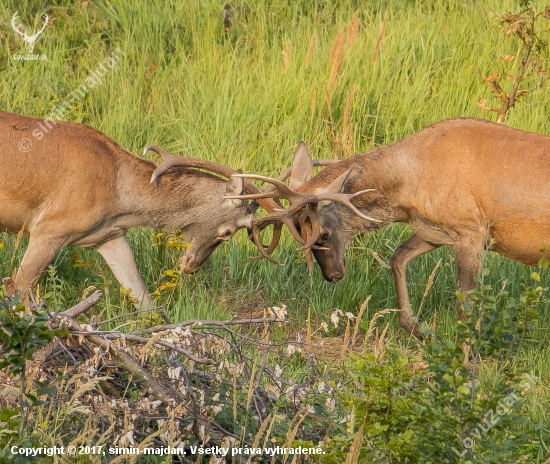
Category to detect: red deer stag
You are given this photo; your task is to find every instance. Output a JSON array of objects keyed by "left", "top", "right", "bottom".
[
  {"left": 228, "top": 118, "right": 550, "bottom": 338},
  {"left": 0, "top": 111, "right": 279, "bottom": 310}
]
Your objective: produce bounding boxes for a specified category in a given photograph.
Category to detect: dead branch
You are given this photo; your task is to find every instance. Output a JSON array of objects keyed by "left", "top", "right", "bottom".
[
  {"left": 58, "top": 290, "right": 103, "bottom": 319},
  {"left": 14, "top": 289, "right": 329, "bottom": 458},
  {"left": 105, "top": 333, "right": 210, "bottom": 364},
  {"left": 131, "top": 315, "right": 286, "bottom": 335},
  {"left": 48, "top": 294, "right": 182, "bottom": 405}
]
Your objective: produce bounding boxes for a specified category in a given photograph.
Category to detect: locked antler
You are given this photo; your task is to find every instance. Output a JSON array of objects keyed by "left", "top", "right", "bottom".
[
  {"left": 224, "top": 173, "right": 320, "bottom": 265},
  {"left": 225, "top": 170, "right": 378, "bottom": 268},
  {"left": 247, "top": 159, "right": 338, "bottom": 260}
]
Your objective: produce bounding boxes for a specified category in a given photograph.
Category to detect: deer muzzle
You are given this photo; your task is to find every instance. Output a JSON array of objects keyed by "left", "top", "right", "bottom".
[{"left": 178, "top": 251, "right": 199, "bottom": 275}]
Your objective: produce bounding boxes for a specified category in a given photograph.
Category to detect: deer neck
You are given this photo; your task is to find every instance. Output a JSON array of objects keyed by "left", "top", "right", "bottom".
[
  {"left": 303, "top": 148, "right": 408, "bottom": 228},
  {"left": 117, "top": 156, "right": 224, "bottom": 231}
]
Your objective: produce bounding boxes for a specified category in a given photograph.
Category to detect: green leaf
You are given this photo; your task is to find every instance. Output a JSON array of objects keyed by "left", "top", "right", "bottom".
[
  {"left": 455, "top": 291, "right": 466, "bottom": 302},
  {"left": 456, "top": 385, "right": 470, "bottom": 395}
]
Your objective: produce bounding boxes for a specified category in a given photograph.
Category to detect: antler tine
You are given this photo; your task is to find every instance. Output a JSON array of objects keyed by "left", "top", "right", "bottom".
[
  {"left": 253, "top": 164, "right": 310, "bottom": 254},
  {"left": 223, "top": 172, "right": 318, "bottom": 253},
  {"left": 249, "top": 221, "right": 285, "bottom": 266},
  {"left": 296, "top": 205, "right": 321, "bottom": 251},
  {"left": 316, "top": 189, "right": 382, "bottom": 222},
  {"left": 224, "top": 174, "right": 319, "bottom": 213},
  {"left": 249, "top": 222, "right": 283, "bottom": 260},
  {"left": 145, "top": 145, "right": 252, "bottom": 184},
  {"left": 300, "top": 219, "right": 315, "bottom": 275},
  {"left": 247, "top": 211, "right": 308, "bottom": 265},
  {"left": 224, "top": 173, "right": 296, "bottom": 199},
  {"left": 145, "top": 145, "right": 190, "bottom": 183},
  {"left": 252, "top": 212, "right": 307, "bottom": 246},
  {"left": 225, "top": 172, "right": 322, "bottom": 264}
]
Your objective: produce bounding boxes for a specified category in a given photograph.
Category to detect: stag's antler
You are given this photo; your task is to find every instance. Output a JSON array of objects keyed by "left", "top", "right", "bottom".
[
  {"left": 224, "top": 170, "right": 379, "bottom": 270},
  {"left": 226, "top": 172, "right": 379, "bottom": 222}
]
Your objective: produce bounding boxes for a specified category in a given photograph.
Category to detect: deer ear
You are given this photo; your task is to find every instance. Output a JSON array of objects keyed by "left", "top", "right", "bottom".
[
  {"left": 319, "top": 169, "right": 352, "bottom": 194},
  {"left": 225, "top": 170, "right": 245, "bottom": 206},
  {"left": 289, "top": 140, "right": 313, "bottom": 189},
  {"left": 315, "top": 169, "right": 353, "bottom": 208}
]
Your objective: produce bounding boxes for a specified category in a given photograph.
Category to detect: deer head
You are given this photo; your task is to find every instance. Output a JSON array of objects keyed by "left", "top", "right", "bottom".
[
  {"left": 12, "top": 11, "right": 49, "bottom": 54},
  {"left": 144, "top": 146, "right": 280, "bottom": 274},
  {"left": 224, "top": 141, "right": 379, "bottom": 276}
]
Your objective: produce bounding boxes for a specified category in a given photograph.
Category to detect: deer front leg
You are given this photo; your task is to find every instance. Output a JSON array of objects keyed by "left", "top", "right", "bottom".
[
  {"left": 390, "top": 234, "right": 440, "bottom": 339},
  {"left": 15, "top": 235, "right": 66, "bottom": 301},
  {"left": 97, "top": 236, "right": 153, "bottom": 311}
]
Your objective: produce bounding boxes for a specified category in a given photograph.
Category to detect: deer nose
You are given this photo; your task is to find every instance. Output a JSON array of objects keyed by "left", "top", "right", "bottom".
[
  {"left": 179, "top": 253, "right": 199, "bottom": 275},
  {"left": 327, "top": 261, "right": 346, "bottom": 283}
]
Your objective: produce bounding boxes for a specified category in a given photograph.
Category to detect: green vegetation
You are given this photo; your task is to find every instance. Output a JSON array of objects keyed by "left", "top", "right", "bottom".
[{"left": 1, "top": 0, "right": 550, "bottom": 462}]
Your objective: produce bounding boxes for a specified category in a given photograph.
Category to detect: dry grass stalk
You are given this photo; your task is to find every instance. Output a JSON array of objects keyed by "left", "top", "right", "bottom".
[
  {"left": 376, "top": 323, "right": 390, "bottom": 359},
  {"left": 284, "top": 410, "right": 308, "bottom": 460},
  {"left": 417, "top": 258, "right": 442, "bottom": 318},
  {"left": 305, "top": 29, "right": 316, "bottom": 69},
  {"left": 372, "top": 11, "right": 388, "bottom": 64},
  {"left": 352, "top": 295, "right": 371, "bottom": 347},
  {"left": 365, "top": 308, "right": 399, "bottom": 341},
  {"left": 310, "top": 84, "right": 317, "bottom": 121},
  {"left": 346, "top": 10, "right": 360, "bottom": 49},
  {"left": 261, "top": 414, "right": 277, "bottom": 451},
  {"left": 246, "top": 362, "right": 258, "bottom": 412},
  {"left": 346, "top": 421, "right": 365, "bottom": 463},
  {"left": 342, "top": 83, "right": 359, "bottom": 156},
  {"left": 282, "top": 39, "right": 291, "bottom": 70},
  {"left": 306, "top": 307, "right": 312, "bottom": 345},
  {"left": 431, "top": 309, "right": 438, "bottom": 331},
  {"left": 11, "top": 223, "right": 26, "bottom": 267},
  {"left": 341, "top": 318, "right": 351, "bottom": 357},
  {"left": 328, "top": 26, "right": 345, "bottom": 91},
  {"left": 232, "top": 371, "right": 237, "bottom": 421},
  {"left": 369, "top": 249, "right": 390, "bottom": 268},
  {"left": 249, "top": 415, "right": 271, "bottom": 461}
]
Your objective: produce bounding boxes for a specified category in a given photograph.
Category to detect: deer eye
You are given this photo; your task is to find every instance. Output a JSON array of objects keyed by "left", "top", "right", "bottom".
[
  {"left": 224, "top": 229, "right": 232, "bottom": 237},
  {"left": 320, "top": 232, "right": 329, "bottom": 241}
]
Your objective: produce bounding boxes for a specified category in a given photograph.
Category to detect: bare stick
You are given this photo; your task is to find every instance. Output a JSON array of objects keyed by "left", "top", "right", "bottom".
[
  {"left": 58, "top": 290, "right": 103, "bottom": 319},
  {"left": 131, "top": 316, "right": 286, "bottom": 336}
]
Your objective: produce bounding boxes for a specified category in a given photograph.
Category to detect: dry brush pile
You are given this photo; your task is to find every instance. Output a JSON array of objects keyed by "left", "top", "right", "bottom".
[{"left": 0, "top": 279, "right": 379, "bottom": 463}]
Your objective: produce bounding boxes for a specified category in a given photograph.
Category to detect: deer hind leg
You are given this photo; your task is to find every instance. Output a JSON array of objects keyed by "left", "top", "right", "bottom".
[
  {"left": 453, "top": 236, "right": 485, "bottom": 320},
  {"left": 453, "top": 235, "right": 485, "bottom": 364},
  {"left": 97, "top": 235, "right": 153, "bottom": 311},
  {"left": 390, "top": 234, "right": 440, "bottom": 339},
  {"left": 15, "top": 235, "right": 66, "bottom": 302}
]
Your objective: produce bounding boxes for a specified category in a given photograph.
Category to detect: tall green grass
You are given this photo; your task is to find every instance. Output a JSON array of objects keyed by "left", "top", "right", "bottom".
[{"left": 1, "top": 0, "right": 550, "bottom": 431}]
